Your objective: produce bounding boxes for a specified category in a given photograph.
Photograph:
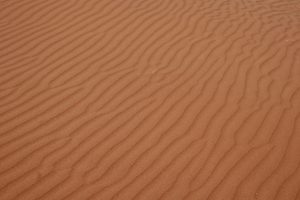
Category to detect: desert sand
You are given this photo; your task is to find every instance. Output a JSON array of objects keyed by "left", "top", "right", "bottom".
[{"left": 0, "top": 0, "right": 300, "bottom": 199}]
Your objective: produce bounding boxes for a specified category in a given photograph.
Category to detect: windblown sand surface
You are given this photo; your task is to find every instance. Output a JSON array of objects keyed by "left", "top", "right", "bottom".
[{"left": 1, "top": 0, "right": 300, "bottom": 199}]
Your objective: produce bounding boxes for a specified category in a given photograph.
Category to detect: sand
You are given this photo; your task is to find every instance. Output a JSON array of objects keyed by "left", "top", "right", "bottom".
[{"left": 0, "top": 0, "right": 300, "bottom": 199}]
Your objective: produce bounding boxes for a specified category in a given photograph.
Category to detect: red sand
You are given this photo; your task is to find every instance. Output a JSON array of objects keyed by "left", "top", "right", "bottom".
[{"left": 1, "top": 0, "right": 300, "bottom": 199}]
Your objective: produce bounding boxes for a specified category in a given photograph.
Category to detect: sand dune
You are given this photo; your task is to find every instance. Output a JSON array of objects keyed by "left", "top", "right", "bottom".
[{"left": 1, "top": 0, "right": 300, "bottom": 199}]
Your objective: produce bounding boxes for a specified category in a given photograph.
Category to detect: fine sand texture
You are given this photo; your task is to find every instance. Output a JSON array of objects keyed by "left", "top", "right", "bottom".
[{"left": 1, "top": 0, "right": 300, "bottom": 199}]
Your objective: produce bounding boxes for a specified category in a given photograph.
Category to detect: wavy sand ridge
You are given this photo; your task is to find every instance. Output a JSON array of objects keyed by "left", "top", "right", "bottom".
[{"left": 1, "top": 0, "right": 300, "bottom": 199}]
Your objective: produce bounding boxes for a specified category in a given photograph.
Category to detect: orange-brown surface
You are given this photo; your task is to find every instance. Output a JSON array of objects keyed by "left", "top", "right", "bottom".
[{"left": 1, "top": 0, "right": 300, "bottom": 199}]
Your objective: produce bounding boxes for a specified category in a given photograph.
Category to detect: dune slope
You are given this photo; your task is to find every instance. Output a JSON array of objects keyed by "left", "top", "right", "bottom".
[{"left": 1, "top": 0, "right": 300, "bottom": 199}]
